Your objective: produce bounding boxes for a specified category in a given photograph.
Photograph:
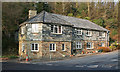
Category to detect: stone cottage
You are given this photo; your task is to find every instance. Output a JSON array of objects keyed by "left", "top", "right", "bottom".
[{"left": 19, "top": 10, "right": 109, "bottom": 59}]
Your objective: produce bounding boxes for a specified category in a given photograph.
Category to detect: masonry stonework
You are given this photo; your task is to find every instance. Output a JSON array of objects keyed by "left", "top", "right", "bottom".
[
  {"left": 19, "top": 11, "right": 109, "bottom": 59},
  {"left": 42, "top": 41, "right": 71, "bottom": 59}
]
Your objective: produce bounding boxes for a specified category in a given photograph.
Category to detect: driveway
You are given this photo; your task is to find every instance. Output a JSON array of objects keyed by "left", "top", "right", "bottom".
[{"left": 1, "top": 50, "right": 119, "bottom": 70}]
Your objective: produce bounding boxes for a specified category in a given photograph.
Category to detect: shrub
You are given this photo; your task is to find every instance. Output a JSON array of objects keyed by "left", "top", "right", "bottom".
[
  {"left": 116, "top": 45, "right": 120, "bottom": 50},
  {"left": 98, "top": 47, "right": 112, "bottom": 52},
  {"left": 109, "top": 45, "right": 116, "bottom": 51},
  {"left": 110, "top": 41, "right": 120, "bottom": 50}
]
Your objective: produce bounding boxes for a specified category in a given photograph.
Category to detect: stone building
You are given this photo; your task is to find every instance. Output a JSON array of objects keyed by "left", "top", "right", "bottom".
[{"left": 19, "top": 10, "right": 109, "bottom": 59}]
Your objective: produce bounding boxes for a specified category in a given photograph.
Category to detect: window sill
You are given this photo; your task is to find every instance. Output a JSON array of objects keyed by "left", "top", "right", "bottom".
[
  {"left": 21, "top": 33, "right": 25, "bottom": 35},
  {"left": 77, "top": 34, "right": 82, "bottom": 35},
  {"left": 31, "top": 50, "right": 39, "bottom": 52},
  {"left": 99, "top": 36, "right": 105, "bottom": 38},
  {"left": 62, "top": 50, "right": 66, "bottom": 52},
  {"left": 76, "top": 48, "right": 82, "bottom": 49},
  {"left": 52, "top": 33, "right": 62, "bottom": 35},
  {"left": 86, "top": 35, "right": 92, "bottom": 37},
  {"left": 86, "top": 48, "right": 94, "bottom": 49},
  {"left": 50, "top": 50, "right": 56, "bottom": 52},
  {"left": 32, "top": 32, "right": 39, "bottom": 34}
]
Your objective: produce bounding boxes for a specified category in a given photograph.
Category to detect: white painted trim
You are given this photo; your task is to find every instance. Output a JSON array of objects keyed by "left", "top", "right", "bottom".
[
  {"left": 62, "top": 44, "right": 66, "bottom": 51},
  {"left": 32, "top": 24, "right": 39, "bottom": 33},
  {"left": 21, "top": 26, "right": 25, "bottom": 34},
  {"left": 49, "top": 43, "right": 56, "bottom": 52},
  {"left": 31, "top": 43, "right": 39, "bottom": 52},
  {"left": 22, "top": 43, "right": 25, "bottom": 52},
  {"left": 77, "top": 29, "right": 82, "bottom": 35},
  {"left": 51, "top": 25, "right": 62, "bottom": 34},
  {"left": 86, "top": 42, "right": 94, "bottom": 49},
  {"left": 86, "top": 30, "right": 92, "bottom": 36},
  {"left": 76, "top": 42, "right": 82, "bottom": 49}
]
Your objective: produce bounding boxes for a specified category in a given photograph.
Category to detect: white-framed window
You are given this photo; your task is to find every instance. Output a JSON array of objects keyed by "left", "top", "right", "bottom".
[
  {"left": 76, "top": 42, "right": 82, "bottom": 49},
  {"left": 49, "top": 43, "right": 56, "bottom": 51},
  {"left": 77, "top": 29, "right": 82, "bottom": 35},
  {"left": 32, "top": 24, "right": 39, "bottom": 33},
  {"left": 51, "top": 25, "right": 62, "bottom": 34},
  {"left": 87, "top": 42, "right": 93, "bottom": 49},
  {"left": 101, "top": 43, "right": 104, "bottom": 47},
  {"left": 99, "top": 32, "right": 105, "bottom": 37},
  {"left": 22, "top": 43, "right": 25, "bottom": 52},
  {"left": 62, "top": 44, "right": 65, "bottom": 51},
  {"left": 102, "top": 32, "right": 105, "bottom": 37},
  {"left": 86, "top": 30, "right": 92, "bottom": 36},
  {"left": 31, "top": 43, "right": 39, "bottom": 52},
  {"left": 21, "top": 26, "right": 25, "bottom": 34}
]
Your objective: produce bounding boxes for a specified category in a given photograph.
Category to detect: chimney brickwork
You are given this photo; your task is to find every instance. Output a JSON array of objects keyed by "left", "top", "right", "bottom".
[{"left": 28, "top": 10, "right": 37, "bottom": 18}]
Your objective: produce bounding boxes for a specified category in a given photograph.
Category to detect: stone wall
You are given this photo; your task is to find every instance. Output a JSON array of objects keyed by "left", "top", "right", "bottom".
[
  {"left": 42, "top": 23, "right": 73, "bottom": 42},
  {"left": 19, "top": 23, "right": 42, "bottom": 41},
  {"left": 42, "top": 41, "right": 71, "bottom": 59},
  {"left": 19, "top": 41, "right": 42, "bottom": 59},
  {"left": 19, "top": 22, "right": 109, "bottom": 59},
  {"left": 73, "top": 40, "right": 109, "bottom": 54},
  {"left": 72, "top": 28, "right": 107, "bottom": 41}
]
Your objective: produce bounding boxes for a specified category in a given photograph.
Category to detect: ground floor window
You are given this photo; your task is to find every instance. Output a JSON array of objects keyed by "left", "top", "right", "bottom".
[
  {"left": 31, "top": 43, "right": 39, "bottom": 51},
  {"left": 22, "top": 43, "right": 25, "bottom": 52},
  {"left": 62, "top": 44, "right": 65, "bottom": 51},
  {"left": 76, "top": 42, "right": 82, "bottom": 49},
  {"left": 101, "top": 43, "right": 104, "bottom": 47},
  {"left": 49, "top": 43, "right": 56, "bottom": 51},
  {"left": 87, "top": 42, "right": 93, "bottom": 49}
]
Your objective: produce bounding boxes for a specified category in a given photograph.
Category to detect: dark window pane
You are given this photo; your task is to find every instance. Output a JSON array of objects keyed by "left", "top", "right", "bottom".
[
  {"left": 62, "top": 44, "right": 64, "bottom": 50},
  {"left": 32, "top": 44, "right": 34, "bottom": 50},
  {"left": 59, "top": 26, "right": 61, "bottom": 33},
  {"left": 50, "top": 44, "right": 52, "bottom": 50},
  {"left": 35, "top": 44, "right": 38, "bottom": 50},
  {"left": 87, "top": 31, "right": 88, "bottom": 35},
  {"left": 53, "top": 44, "right": 55, "bottom": 50},
  {"left": 51, "top": 25, "right": 53, "bottom": 32},
  {"left": 87, "top": 43, "right": 91, "bottom": 48},
  {"left": 55, "top": 27, "right": 57, "bottom": 33}
]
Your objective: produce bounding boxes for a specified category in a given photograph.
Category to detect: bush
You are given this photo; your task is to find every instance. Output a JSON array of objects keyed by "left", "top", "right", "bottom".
[
  {"left": 109, "top": 45, "right": 116, "bottom": 51},
  {"left": 110, "top": 41, "right": 120, "bottom": 50},
  {"left": 98, "top": 47, "right": 112, "bottom": 52},
  {"left": 116, "top": 45, "right": 120, "bottom": 50}
]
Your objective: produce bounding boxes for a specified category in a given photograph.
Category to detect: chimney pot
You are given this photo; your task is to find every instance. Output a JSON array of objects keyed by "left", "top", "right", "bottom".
[{"left": 28, "top": 10, "right": 37, "bottom": 19}]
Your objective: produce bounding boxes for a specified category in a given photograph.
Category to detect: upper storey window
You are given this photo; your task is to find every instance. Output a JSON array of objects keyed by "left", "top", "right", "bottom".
[
  {"left": 77, "top": 29, "right": 82, "bottom": 35},
  {"left": 99, "top": 32, "right": 105, "bottom": 37},
  {"left": 32, "top": 24, "right": 39, "bottom": 33},
  {"left": 86, "top": 30, "right": 92, "bottom": 36},
  {"left": 51, "top": 25, "right": 62, "bottom": 34},
  {"left": 21, "top": 26, "right": 25, "bottom": 34}
]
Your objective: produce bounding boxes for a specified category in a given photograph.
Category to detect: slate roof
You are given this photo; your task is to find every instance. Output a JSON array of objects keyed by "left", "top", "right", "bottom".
[{"left": 21, "top": 11, "right": 109, "bottom": 31}]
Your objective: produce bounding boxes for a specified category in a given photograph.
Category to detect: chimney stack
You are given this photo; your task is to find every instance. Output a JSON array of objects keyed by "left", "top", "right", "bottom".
[{"left": 28, "top": 10, "right": 37, "bottom": 19}]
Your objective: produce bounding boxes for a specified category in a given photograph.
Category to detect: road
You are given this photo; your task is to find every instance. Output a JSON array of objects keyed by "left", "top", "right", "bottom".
[{"left": 1, "top": 50, "right": 119, "bottom": 70}]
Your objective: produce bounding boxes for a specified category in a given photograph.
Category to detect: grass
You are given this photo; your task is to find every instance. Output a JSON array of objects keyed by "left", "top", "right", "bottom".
[{"left": 0, "top": 55, "right": 19, "bottom": 59}]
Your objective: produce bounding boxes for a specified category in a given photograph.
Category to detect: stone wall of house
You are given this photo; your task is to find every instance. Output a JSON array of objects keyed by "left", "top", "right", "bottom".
[
  {"left": 19, "top": 23, "right": 42, "bottom": 41},
  {"left": 72, "top": 28, "right": 109, "bottom": 54},
  {"left": 19, "top": 41, "right": 42, "bottom": 59},
  {"left": 19, "top": 22, "right": 109, "bottom": 59},
  {"left": 72, "top": 28, "right": 107, "bottom": 41},
  {"left": 74, "top": 40, "right": 108, "bottom": 54},
  {"left": 19, "top": 25, "right": 26, "bottom": 41},
  {"left": 42, "top": 41, "right": 71, "bottom": 59},
  {"left": 42, "top": 23, "right": 73, "bottom": 42}
]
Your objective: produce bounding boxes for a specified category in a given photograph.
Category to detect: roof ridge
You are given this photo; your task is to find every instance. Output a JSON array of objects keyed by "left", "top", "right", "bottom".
[{"left": 48, "top": 12, "right": 73, "bottom": 25}]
